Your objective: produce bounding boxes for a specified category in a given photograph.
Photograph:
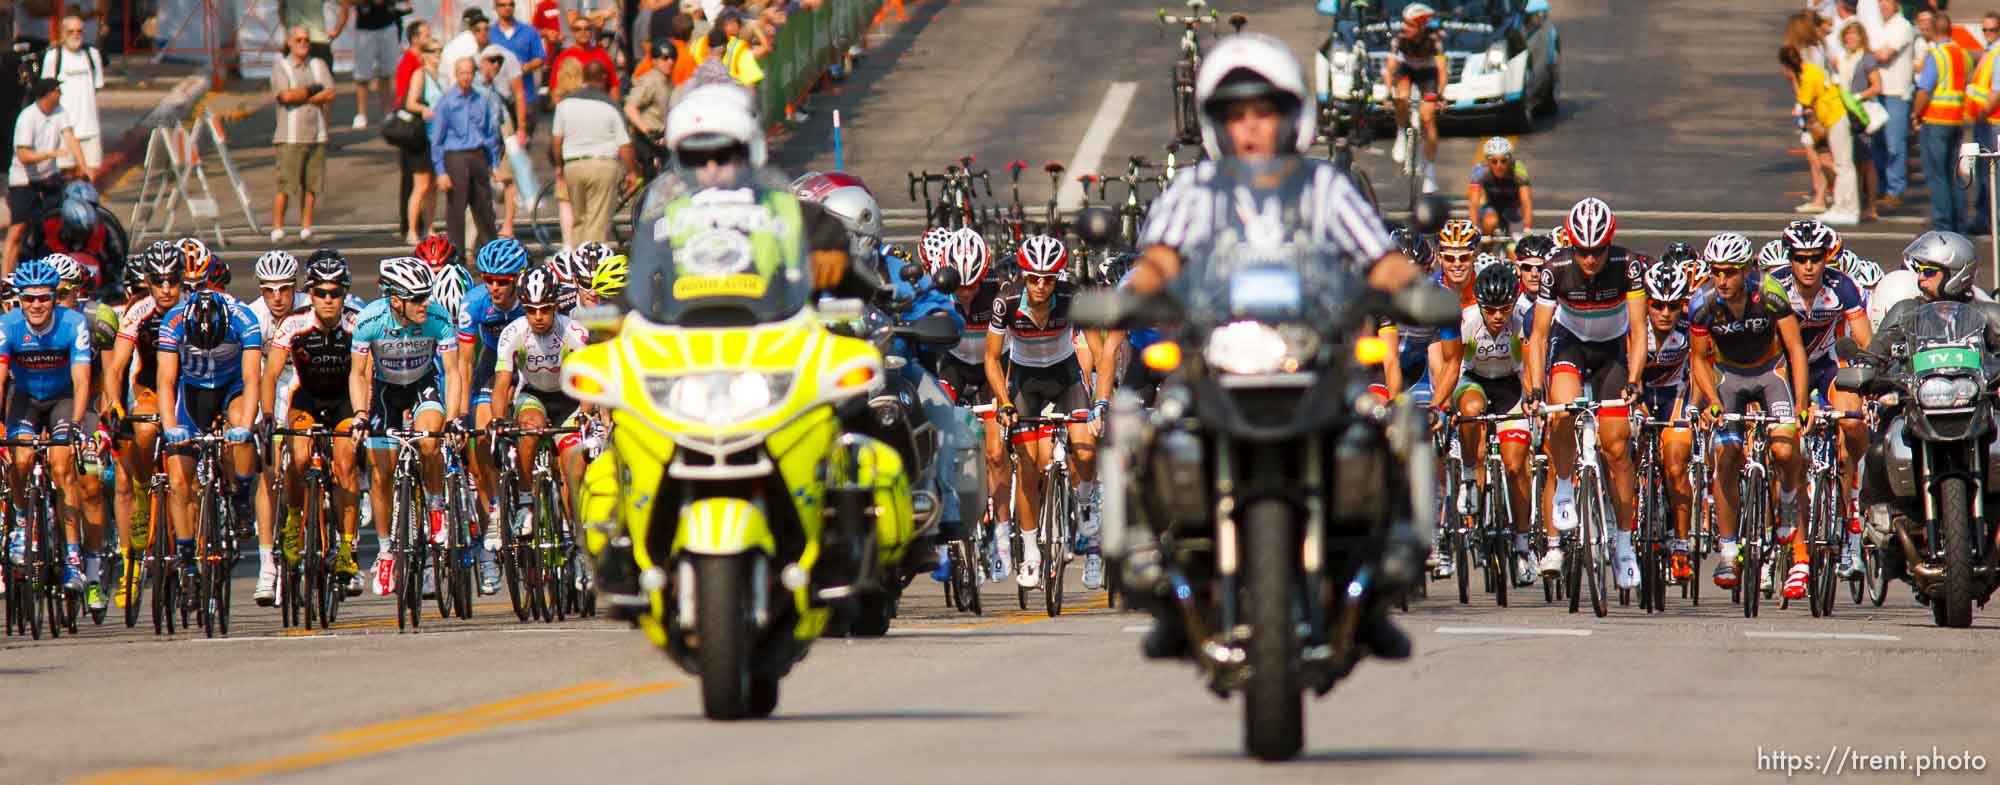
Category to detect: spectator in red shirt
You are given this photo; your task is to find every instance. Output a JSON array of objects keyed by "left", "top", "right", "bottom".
[
  {"left": 549, "top": 18, "right": 619, "bottom": 101},
  {"left": 534, "top": 0, "right": 564, "bottom": 95},
  {"left": 394, "top": 19, "right": 432, "bottom": 105}
]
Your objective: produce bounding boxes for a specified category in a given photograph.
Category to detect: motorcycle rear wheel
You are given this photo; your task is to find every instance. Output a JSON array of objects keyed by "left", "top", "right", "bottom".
[{"left": 1242, "top": 499, "right": 1303, "bottom": 762}]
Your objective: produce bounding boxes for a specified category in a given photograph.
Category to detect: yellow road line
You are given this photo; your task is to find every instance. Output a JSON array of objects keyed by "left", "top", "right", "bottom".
[{"left": 71, "top": 680, "right": 681, "bottom": 785}]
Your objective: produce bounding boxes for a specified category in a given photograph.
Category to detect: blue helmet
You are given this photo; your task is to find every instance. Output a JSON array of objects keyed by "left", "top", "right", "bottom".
[
  {"left": 13, "top": 258, "right": 62, "bottom": 290},
  {"left": 475, "top": 237, "right": 530, "bottom": 276},
  {"left": 64, "top": 181, "right": 99, "bottom": 206},
  {"left": 58, "top": 198, "right": 97, "bottom": 247}
]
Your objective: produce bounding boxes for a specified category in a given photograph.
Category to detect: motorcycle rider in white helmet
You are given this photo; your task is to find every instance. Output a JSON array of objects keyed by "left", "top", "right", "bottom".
[{"left": 1118, "top": 33, "right": 1427, "bottom": 663}]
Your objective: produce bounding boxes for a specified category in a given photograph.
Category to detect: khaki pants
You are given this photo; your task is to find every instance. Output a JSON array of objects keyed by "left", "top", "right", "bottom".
[{"left": 565, "top": 158, "right": 620, "bottom": 245}]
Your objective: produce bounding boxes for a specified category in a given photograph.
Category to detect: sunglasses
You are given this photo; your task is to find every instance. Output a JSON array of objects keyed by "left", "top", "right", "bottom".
[
  {"left": 1572, "top": 245, "right": 1610, "bottom": 257},
  {"left": 149, "top": 276, "right": 182, "bottom": 287},
  {"left": 1439, "top": 251, "right": 1476, "bottom": 263},
  {"left": 1709, "top": 263, "right": 1748, "bottom": 275},
  {"left": 572, "top": 25, "right": 591, "bottom": 31},
  {"left": 1517, "top": 262, "right": 1545, "bottom": 272},
  {"left": 1478, "top": 305, "right": 1514, "bottom": 317},
  {"left": 1486, "top": 157, "right": 1511, "bottom": 165},
  {"left": 1910, "top": 261, "right": 1945, "bottom": 278},
  {"left": 680, "top": 147, "right": 739, "bottom": 167},
  {"left": 260, "top": 283, "right": 295, "bottom": 294},
  {"left": 1648, "top": 300, "right": 1686, "bottom": 312},
  {"left": 523, "top": 304, "right": 558, "bottom": 315},
  {"left": 1024, "top": 274, "right": 1059, "bottom": 285},
  {"left": 395, "top": 294, "right": 431, "bottom": 305},
  {"left": 310, "top": 287, "right": 347, "bottom": 299},
  {"left": 483, "top": 275, "right": 517, "bottom": 287},
  {"left": 19, "top": 293, "right": 53, "bottom": 304}
]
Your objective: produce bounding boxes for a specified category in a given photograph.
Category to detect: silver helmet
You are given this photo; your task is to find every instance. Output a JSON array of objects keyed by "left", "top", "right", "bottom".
[{"left": 1902, "top": 230, "right": 1977, "bottom": 297}]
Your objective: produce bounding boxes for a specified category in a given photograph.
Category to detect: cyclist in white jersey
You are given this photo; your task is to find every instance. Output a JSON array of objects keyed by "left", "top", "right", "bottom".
[{"left": 484, "top": 269, "right": 591, "bottom": 595}]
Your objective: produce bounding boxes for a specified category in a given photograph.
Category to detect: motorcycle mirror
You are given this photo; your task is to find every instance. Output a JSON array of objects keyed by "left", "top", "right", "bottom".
[
  {"left": 899, "top": 311, "right": 963, "bottom": 346},
  {"left": 1833, "top": 365, "right": 1877, "bottom": 395},
  {"left": 932, "top": 266, "right": 962, "bottom": 293},
  {"left": 1391, "top": 283, "right": 1461, "bottom": 327},
  {"left": 572, "top": 304, "right": 623, "bottom": 336},
  {"left": 1836, "top": 336, "right": 1862, "bottom": 363},
  {"left": 1073, "top": 207, "right": 1119, "bottom": 246}
]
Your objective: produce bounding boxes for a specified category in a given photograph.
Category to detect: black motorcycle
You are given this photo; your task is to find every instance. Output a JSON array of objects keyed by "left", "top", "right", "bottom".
[
  {"left": 1080, "top": 243, "right": 1457, "bottom": 761},
  {"left": 1838, "top": 300, "right": 2000, "bottom": 628}
]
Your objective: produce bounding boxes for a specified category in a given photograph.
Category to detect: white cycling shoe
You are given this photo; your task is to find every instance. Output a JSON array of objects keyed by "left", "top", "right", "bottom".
[
  {"left": 1081, "top": 554, "right": 1104, "bottom": 590},
  {"left": 1017, "top": 557, "right": 1042, "bottom": 589},
  {"left": 1391, "top": 134, "right": 1409, "bottom": 164},
  {"left": 1537, "top": 547, "right": 1564, "bottom": 577},
  {"left": 1613, "top": 535, "right": 1640, "bottom": 589}
]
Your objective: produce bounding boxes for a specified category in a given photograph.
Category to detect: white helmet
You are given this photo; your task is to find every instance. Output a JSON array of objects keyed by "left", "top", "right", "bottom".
[
  {"left": 1194, "top": 33, "right": 1316, "bottom": 159},
  {"left": 1846, "top": 257, "right": 1885, "bottom": 288},
  {"left": 44, "top": 252, "right": 81, "bottom": 285},
  {"left": 1481, "top": 136, "right": 1513, "bottom": 158},
  {"left": 255, "top": 250, "right": 299, "bottom": 283},
  {"left": 431, "top": 264, "right": 470, "bottom": 316},
  {"left": 1564, "top": 197, "right": 1616, "bottom": 249},
  {"left": 1868, "top": 268, "right": 1921, "bottom": 330},
  {"left": 1703, "top": 232, "right": 1754, "bottom": 266},
  {"left": 665, "top": 83, "right": 766, "bottom": 168},
  {"left": 379, "top": 256, "right": 435, "bottom": 300},
  {"left": 1757, "top": 239, "right": 1788, "bottom": 271},
  {"left": 1402, "top": 3, "right": 1436, "bottom": 24}
]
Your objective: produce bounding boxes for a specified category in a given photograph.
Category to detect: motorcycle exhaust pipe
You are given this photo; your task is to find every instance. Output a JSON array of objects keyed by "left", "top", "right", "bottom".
[{"left": 1894, "top": 522, "right": 1944, "bottom": 589}]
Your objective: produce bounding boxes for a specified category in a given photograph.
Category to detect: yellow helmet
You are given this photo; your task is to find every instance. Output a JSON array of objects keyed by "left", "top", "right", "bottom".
[
  {"left": 1437, "top": 218, "right": 1481, "bottom": 251},
  {"left": 590, "top": 254, "right": 629, "bottom": 297}
]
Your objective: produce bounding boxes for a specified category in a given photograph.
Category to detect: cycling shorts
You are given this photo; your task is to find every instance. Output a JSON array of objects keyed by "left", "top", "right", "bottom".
[
  {"left": 366, "top": 376, "right": 445, "bottom": 450},
  {"left": 1808, "top": 357, "right": 1840, "bottom": 400},
  {"left": 515, "top": 388, "right": 580, "bottom": 428},
  {"left": 7, "top": 389, "right": 79, "bottom": 440},
  {"left": 177, "top": 381, "right": 244, "bottom": 436},
  {"left": 1641, "top": 384, "right": 1696, "bottom": 424},
  {"left": 1712, "top": 362, "right": 1795, "bottom": 445},
  {"left": 1478, "top": 203, "right": 1524, "bottom": 230},
  {"left": 1394, "top": 62, "right": 1441, "bottom": 96},
  {"left": 937, "top": 355, "right": 991, "bottom": 409},
  {"left": 287, "top": 386, "right": 358, "bottom": 431},
  {"left": 473, "top": 384, "right": 495, "bottom": 409},
  {"left": 1452, "top": 373, "right": 1530, "bottom": 445},
  {"left": 1548, "top": 323, "right": 1632, "bottom": 406},
  {"left": 1008, "top": 360, "right": 1087, "bottom": 442}
]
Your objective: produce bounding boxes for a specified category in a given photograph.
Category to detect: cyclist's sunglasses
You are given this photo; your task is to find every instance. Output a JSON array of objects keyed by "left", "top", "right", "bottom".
[
  {"left": 1439, "top": 249, "right": 1477, "bottom": 262},
  {"left": 394, "top": 294, "right": 431, "bottom": 305},
  {"left": 1571, "top": 244, "right": 1610, "bottom": 257},
  {"left": 309, "top": 286, "right": 346, "bottom": 299},
  {"left": 1485, "top": 156, "right": 1511, "bottom": 166},
  {"left": 148, "top": 275, "right": 182, "bottom": 287},
  {"left": 1516, "top": 261, "right": 1545, "bottom": 272},
  {"left": 1909, "top": 260, "right": 1946, "bottom": 278},
  {"left": 18, "top": 293, "right": 53, "bottom": 304},
  {"left": 482, "top": 275, "right": 517, "bottom": 287},
  {"left": 1024, "top": 273, "right": 1059, "bottom": 285},
  {"left": 523, "top": 304, "right": 558, "bottom": 315},
  {"left": 1478, "top": 304, "right": 1513, "bottom": 317},
  {"left": 1788, "top": 250, "right": 1828, "bottom": 264},
  {"left": 260, "top": 283, "right": 294, "bottom": 294},
  {"left": 1708, "top": 262, "right": 1749, "bottom": 275},
  {"left": 1648, "top": 299, "right": 1686, "bottom": 313}
]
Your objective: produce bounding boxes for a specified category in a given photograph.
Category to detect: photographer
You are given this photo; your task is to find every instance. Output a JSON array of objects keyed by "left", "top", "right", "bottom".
[{"left": 6, "top": 77, "right": 86, "bottom": 276}]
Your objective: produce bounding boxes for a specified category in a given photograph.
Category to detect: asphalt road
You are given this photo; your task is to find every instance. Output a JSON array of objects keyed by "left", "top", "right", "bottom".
[{"left": 23, "top": 2, "right": 2000, "bottom": 784}]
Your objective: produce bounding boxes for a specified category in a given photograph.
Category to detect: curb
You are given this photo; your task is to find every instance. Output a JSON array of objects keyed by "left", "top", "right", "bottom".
[{"left": 95, "top": 75, "right": 212, "bottom": 194}]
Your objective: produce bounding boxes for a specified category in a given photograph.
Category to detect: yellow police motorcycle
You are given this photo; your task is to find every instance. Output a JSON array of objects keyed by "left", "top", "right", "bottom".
[{"left": 563, "top": 179, "right": 917, "bottom": 719}]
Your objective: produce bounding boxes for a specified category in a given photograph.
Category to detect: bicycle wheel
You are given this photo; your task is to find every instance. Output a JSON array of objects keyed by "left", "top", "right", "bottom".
[
  {"left": 1865, "top": 541, "right": 1889, "bottom": 606},
  {"left": 1809, "top": 475, "right": 1836, "bottom": 618},
  {"left": 497, "top": 469, "right": 528, "bottom": 621},
  {"left": 1741, "top": 476, "right": 1764, "bottom": 618},
  {"left": 1580, "top": 471, "right": 1607, "bottom": 618},
  {"left": 1043, "top": 466, "right": 1069, "bottom": 618},
  {"left": 529, "top": 187, "right": 562, "bottom": 255}
]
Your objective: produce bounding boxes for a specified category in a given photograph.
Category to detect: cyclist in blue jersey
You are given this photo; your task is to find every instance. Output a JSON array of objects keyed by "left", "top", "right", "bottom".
[
  {"left": 463, "top": 238, "right": 529, "bottom": 541},
  {"left": 157, "top": 258, "right": 266, "bottom": 586},
  {"left": 0, "top": 258, "right": 96, "bottom": 595},
  {"left": 1385, "top": 227, "right": 1461, "bottom": 405},
  {"left": 348, "top": 257, "right": 466, "bottom": 597}
]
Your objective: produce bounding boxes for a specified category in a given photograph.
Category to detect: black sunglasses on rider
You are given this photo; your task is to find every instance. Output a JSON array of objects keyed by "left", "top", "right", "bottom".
[
  {"left": 310, "top": 286, "right": 346, "bottom": 299},
  {"left": 1647, "top": 300, "right": 1685, "bottom": 312},
  {"left": 18, "top": 293, "right": 53, "bottom": 304},
  {"left": 394, "top": 294, "right": 430, "bottom": 305},
  {"left": 148, "top": 275, "right": 182, "bottom": 287},
  {"left": 483, "top": 275, "right": 517, "bottom": 287},
  {"left": 1572, "top": 244, "right": 1610, "bottom": 258},
  {"left": 679, "top": 146, "right": 742, "bottom": 167}
]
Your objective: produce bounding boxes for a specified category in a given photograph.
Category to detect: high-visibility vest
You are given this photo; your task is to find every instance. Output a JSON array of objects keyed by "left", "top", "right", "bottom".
[
  {"left": 1968, "top": 47, "right": 2000, "bottom": 122},
  {"left": 1921, "top": 41, "right": 1970, "bottom": 125},
  {"left": 725, "top": 37, "right": 763, "bottom": 85}
]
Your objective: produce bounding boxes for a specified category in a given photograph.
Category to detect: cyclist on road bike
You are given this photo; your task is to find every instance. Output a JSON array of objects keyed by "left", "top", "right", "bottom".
[
  {"left": 1522, "top": 197, "right": 1646, "bottom": 587},
  {"left": 103, "top": 245, "right": 186, "bottom": 607},
  {"left": 1384, "top": 227, "right": 1458, "bottom": 404},
  {"left": 986, "top": 234, "right": 1112, "bottom": 591},
  {"left": 1468, "top": 136, "right": 1534, "bottom": 237},
  {"left": 486, "top": 267, "right": 591, "bottom": 595},
  {"left": 1384, "top": 2, "right": 1445, "bottom": 190},
  {"left": 1437, "top": 218, "right": 1480, "bottom": 308},
  {"left": 1513, "top": 232, "right": 1555, "bottom": 312},
  {"left": 49, "top": 252, "right": 116, "bottom": 608},
  {"left": 263, "top": 253, "right": 366, "bottom": 597},
  {"left": 349, "top": 257, "right": 466, "bottom": 597},
  {"left": 1687, "top": 232, "right": 1811, "bottom": 594},
  {"left": 156, "top": 262, "right": 265, "bottom": 588},
  {"left": 934, "top": 230, "right": 1019, "bottom": 580},
  {"left": 1638, "top": 261, "right": 1698, "bottom": 584},
  {"left": 244, "top": 249, "right": 311, "bottom": 604},
  {"left": 463, "top": 238, "right": 531, "bottom": 541},
  {"left": 1769, "top": 219, "right": 1873, "bottom": 579},
  {"left": 0, "top": 258, "right": 96, "bottom": 601},
  {"left": 1451, "top": 262, "right": 1538, "bottom": 585}
]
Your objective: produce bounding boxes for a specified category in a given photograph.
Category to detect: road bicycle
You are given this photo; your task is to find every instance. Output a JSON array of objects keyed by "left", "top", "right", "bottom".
[
  {"left": 272, "top": 424, "right": 349, "bottom": 630},
  {"left": 1633, "top": 414, "right": 1680, "bottom": 613},
  {"left": 1714, "top": 412, "right": 1788, "bottom": 618},
  {"left": 433, "top": 430, "right": 479, "bottom": 621},
  {"left": 172, "top": 428, "right": 246, "bottom": 639},
  {"left": 1538, "top": 399, "right": 1618, "bottom": 618},
  {"left": 1432, "top": 415, "right": 1474, "bottom": 604},
  {"left": 490, "top": 423, "right": 588, "bottom": 622},
  {"left": 1684, "top": 416, "right": 1714, "bottom": 606},
  {"left": 375, "top": 427, "right": 449, "bottom": 631},
  {"left": 1010, "top": 408, "right": 1091, "bottom": 617},
  {"left": 909, "top": 156, "right": 992, "bottom": 232},
  {"left": 2, "top": 432, "right": 81, "bottom": 639},
  {"left": 1801, "top": 407, "right": 1863, "bottom": 618},
  {"left": 1318, "top": 37, "right": 1381, "bottom": 214},
  {"left": 1459, "top": 411, "right": 1528, "bottom": 607},
  {"left": 1160, "top": 0, "right": 1246, "bottom": 146},
  {"left": 1400, "top": 91, "right": 1434, "bottom": 215}
]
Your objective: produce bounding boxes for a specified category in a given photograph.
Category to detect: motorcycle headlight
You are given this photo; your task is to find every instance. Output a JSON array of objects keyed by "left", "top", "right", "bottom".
[
  {"left": 1916, "top": 375, "right": 1980, "bottom": 409},
  {"left": 1205, "top": 322, "right": 1289, "bottom": 376},
  {"left": 648, "top": 372, "right": 795, "bottom": 424},
  {"left": 1485, "top": 42, "right": 1508, "bottom": 69}
]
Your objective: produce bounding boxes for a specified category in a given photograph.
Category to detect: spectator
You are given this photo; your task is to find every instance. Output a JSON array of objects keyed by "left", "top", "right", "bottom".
[
  {"left": 6, "top": 78, "right": 85, "bottom": 276},
  {"left": 431, "top": 57, "right": 503, "bottom": 252},
  {"left": 533, "top": 0, "right": 566, "bottom": 103},
  {"left": 684, "top": 27, "right": 738, "bottom": 92},
  {"left": 553, "top": 61, "right": 635, "bottom": 245},
  {"left": 1968, "top": 16, "right": 2000, "bottom": 232},
  {"left": 490, "top": 0, "right": 550, "bottom": 117},
  {"left": 477, "top": 46, "right": 524, "bottom": 238},
  {"left": 713, "top": 9, "right": 765, "bottom": 87},
  {"left": 551, "top": 19, "right": 620, "bottom": 101},
  {"left": 401, "top": 39, "right": 445, "bottom": 244},
  {"left": 270, "top": 26, "right": 337, "bottom": 243},
  {"left": 1912, "top": 10, "right": 1970, "bottom": 232},
  {"left": 282, "top": 0, "right": 345, "bottom": 67},
  {"left": 394, "top": 20, "right": 432, "bottom": 106},
  {"left": 669, "top": 14, "right": 699, "bottom": 85},
  {"left": 39, "top": 15, "right": 104, "bottom": 176},
  {"left": 345, "top": 0, "right": 405, "bottom": 129},
  {"left": 567, "top": 0, "right": 620, "bottom": 38},
  {"left": 1783, "top": 45, "right": 1860, "bottom": 224},
  {"left": 444, "top": 8, "right": 531, "bottom": 143},
  {"left": 1838, "top": 20, "right": 1885, "bottom": 221},
  {"left": 1866, "top": 0, "right": 1916, "bottom": 209},
  {"left": 625, "top": 38, "right": 675, "bottom": 169},
  {"left": 1787, "top": 11, "right": 1828, "bottom": 69},
  {"left": 1822, "top": 0, "right": 1860, "bottom": 55},
  {"left": 1984, "top": 12, "right": 2000, "bottom": 51},
  {"left": 632, "top": 0, "right": 681, "bottom": 58}
]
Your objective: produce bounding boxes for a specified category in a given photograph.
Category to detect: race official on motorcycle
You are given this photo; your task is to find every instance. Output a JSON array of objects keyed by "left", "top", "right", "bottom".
[{"left": 1115, "top": 33, "right": 1419, "bottom": 661}]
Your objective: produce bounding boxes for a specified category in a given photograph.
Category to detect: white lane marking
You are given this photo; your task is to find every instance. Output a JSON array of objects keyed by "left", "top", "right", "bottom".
[
  {"left": 186, "top": 634, "right": 350, "bottom": 643},
  {"left": 1435, "top": 625, "right": 1592, "bottom": 637},
  {"left": 1055, "top": 82, "right": 1140, "bottom": 211},
  {"left": 1121, "top": 625, "right": 1150, "bottom": 633},
  {"left": 1742, "top": 631, "right": 1901, "bottom": 642}
]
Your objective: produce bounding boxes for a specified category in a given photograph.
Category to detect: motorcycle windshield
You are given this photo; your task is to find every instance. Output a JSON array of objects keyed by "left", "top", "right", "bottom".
[
  {"left": 1172, "top": 243, "right": 1364, "bottom": 331},
  {"left": 627, "top": 168, "right": 812, "bottom": 328},
  {"left": 1905, "top": 300, "right": 1995, "bottom": 379}
]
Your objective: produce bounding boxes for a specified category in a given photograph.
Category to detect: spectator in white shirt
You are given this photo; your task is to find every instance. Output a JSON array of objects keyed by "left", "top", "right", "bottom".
[
  {"left": 1864, "top": 0, "right": 1917, "bottom": 206},
  {"left": 551, "top": 62, "right": 634, "bottom": 244},
  {"left": 39, "top": 15, "right": 104, "bottom": 174},
  {"left": 6, "top": 79, "right": 86, "bottom": 276}
]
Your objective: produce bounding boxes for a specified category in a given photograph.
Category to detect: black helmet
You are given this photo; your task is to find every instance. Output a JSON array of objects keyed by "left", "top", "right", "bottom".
[
  {"left": 1473, "top": 261, "right": 1520, "bottom": 308},
  {"left": 303, "top": 252, "right": 351, "bottom": 289},
  {"left": 182, "top": 291, "right": 230, "bottom": 350},
  {"left": 1659, "top": 241, "right": 1697, "bottom": 267},
  {"left": 1391, "top": 226, "right": 1436, "bottom": 269},
  {"left": 1513, "top": 233, "right": 1556, "bottom": 261}
]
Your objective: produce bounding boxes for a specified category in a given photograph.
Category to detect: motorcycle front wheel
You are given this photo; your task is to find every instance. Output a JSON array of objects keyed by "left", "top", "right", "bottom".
[
  {"left": 1242, "top": 499, "right": 1303, "bottom": 761},
  {"left": 696, "top": 554, "right": 766, "bottom": 719}
]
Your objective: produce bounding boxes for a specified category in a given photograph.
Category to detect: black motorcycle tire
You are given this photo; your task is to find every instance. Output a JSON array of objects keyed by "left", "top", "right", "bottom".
[
  {"left": 696, "top": 554, "right": 759, "bottom": 719},
  {"left": 1242, "top": 499, "right": 1303, "bottom": 762},
  {"left": 1936, "top": 476, "right": 1976, "bottom": 628}
]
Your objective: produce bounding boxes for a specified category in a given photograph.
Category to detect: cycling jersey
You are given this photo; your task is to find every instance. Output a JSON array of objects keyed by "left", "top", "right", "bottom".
[
  {"left": 352, "top": 298, "right": 457, "bottom": 387},
  {"left": 989, "top": 280, "right": 1079, "bottom": 369},
  {"left": 493, "top": 314, "right": 589, "bottom": 393},
  {"left": 115, "top": 296, "right": 174, "bottom": 390},
  {"left": 459, "top": 284, "right": 526, "bottom": 387},
  {"left": 271, "top": 306, "right": 361, "bottom": 397},
  {"left": 0, "top": 306, "right": 90, "bottom": 400},
  {"left": 1390, "top": 28, "right": 1443, "bottom": 64},
  {"left": 1688, "top": 272, "right": 1795, "bottom": 371},
  {"left": 949, "top": 279, "right": 1004, "bottom": 366},
  {"left": 1468, "top": 163, "right": 1530, "bottom": 209},
  {"left": 1642, "top": 322, "right": 1691, "bottom": 388},
  {"left": 1536, "top": 246, "right": 1645, "bottom": 343},
  {"left": 248, "top": 294, "right": 310, "bottom": 336},
  {"left": 1769, "top": 267, "right": 1866, "bottom": 364},
  {"left": 157, "top": 297, "right": 263, "bottom": 391},
  {"left": 1459, "top": 304, "right": 1523, "bottom": 379}
]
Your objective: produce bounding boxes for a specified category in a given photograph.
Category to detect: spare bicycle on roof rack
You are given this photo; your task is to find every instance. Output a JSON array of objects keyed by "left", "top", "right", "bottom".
[{"left": 1161, "top": 0, "right": 1249, "bottom": 147}]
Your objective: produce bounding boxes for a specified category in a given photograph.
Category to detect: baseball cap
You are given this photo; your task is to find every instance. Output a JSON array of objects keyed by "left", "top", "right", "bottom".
[{"left": 461, "top": 7, "right": 489, "bottom": 25}]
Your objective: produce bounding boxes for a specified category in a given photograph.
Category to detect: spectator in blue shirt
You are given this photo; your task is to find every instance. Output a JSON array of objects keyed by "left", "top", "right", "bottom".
[
  {"left": 430, "top": 57, "right": 502, "bottom": 251},
  {"left": 488, "top": 0, "right": 548, "bottom": 114}
]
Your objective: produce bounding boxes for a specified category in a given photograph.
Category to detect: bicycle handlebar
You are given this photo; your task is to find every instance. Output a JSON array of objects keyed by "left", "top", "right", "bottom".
[
  {"left": 1534, "top": 399, "right": 1629, "bottom": 416},
  {"left": 1159, "top": 9, "right": 1221, "bottom": 25},
  {"left": 488, "top": 425, "right": 582, "bottom": 438}
]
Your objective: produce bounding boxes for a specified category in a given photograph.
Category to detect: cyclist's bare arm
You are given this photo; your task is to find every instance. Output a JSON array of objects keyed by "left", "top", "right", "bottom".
[
  {"left": 490, "top": 369, "right": 515, "bottom": 419},
  {"left": 1843, "top": 307, "right": 1873, "bottom": 351},
  {"left": 240, "top": 349, "right": 264, "bottom": 420},
  {"left": 1688, "top": 333, "right": 1723, "bottom": 414},
  {"left": 261, "top": 345, "right": 290, "bottom": 416},
  {"left": 70, "top": 361, "right": 89, "bottom": 423},
  {"left": 1778, "top": 315, "right": 1810, "bottom": 414},
  {"left": 1525, "top": 303, "right": 1554, "bottom": 394},
  {"left": 1429, "top": 338, "right": 1463, "bottom": 411},
  {"left": 348, "top": 352, "right": 373, "bottom": 431},
  {"left": 1090, "top": 331, "right": 1119, "bottom": 402},
  {"left": 1518, "top": 184, "right": 1534, "bottom": 231},
  {"left": 157, "top": 352, "right": 181, "bottom": 432},
  {"left": 102, "top": 335, "right": 135, "bottom": 413},
  {"left": 1380, "top": 325, "right": 1403, "bottom": 395},
  {"left": 983, "top": 329, "right": 1011, "bottom": 412},
  {"left": 1466, "top": 181, "right": 1485, "bottom": 217},
  {"left": 1623, "top": 295, "right": 1647, "bottom": 393}
]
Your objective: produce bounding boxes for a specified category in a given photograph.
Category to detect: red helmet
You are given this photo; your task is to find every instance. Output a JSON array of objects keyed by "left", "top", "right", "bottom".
[
  {"left": 1564, "top": 197, "right": 1616, "bottom": 249},
  {"left": 1016, "top": 235, "right": 1067, "bottom": 274},
  {"left": 414, "top": 234, "right": 460, "bottom": 268}
]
